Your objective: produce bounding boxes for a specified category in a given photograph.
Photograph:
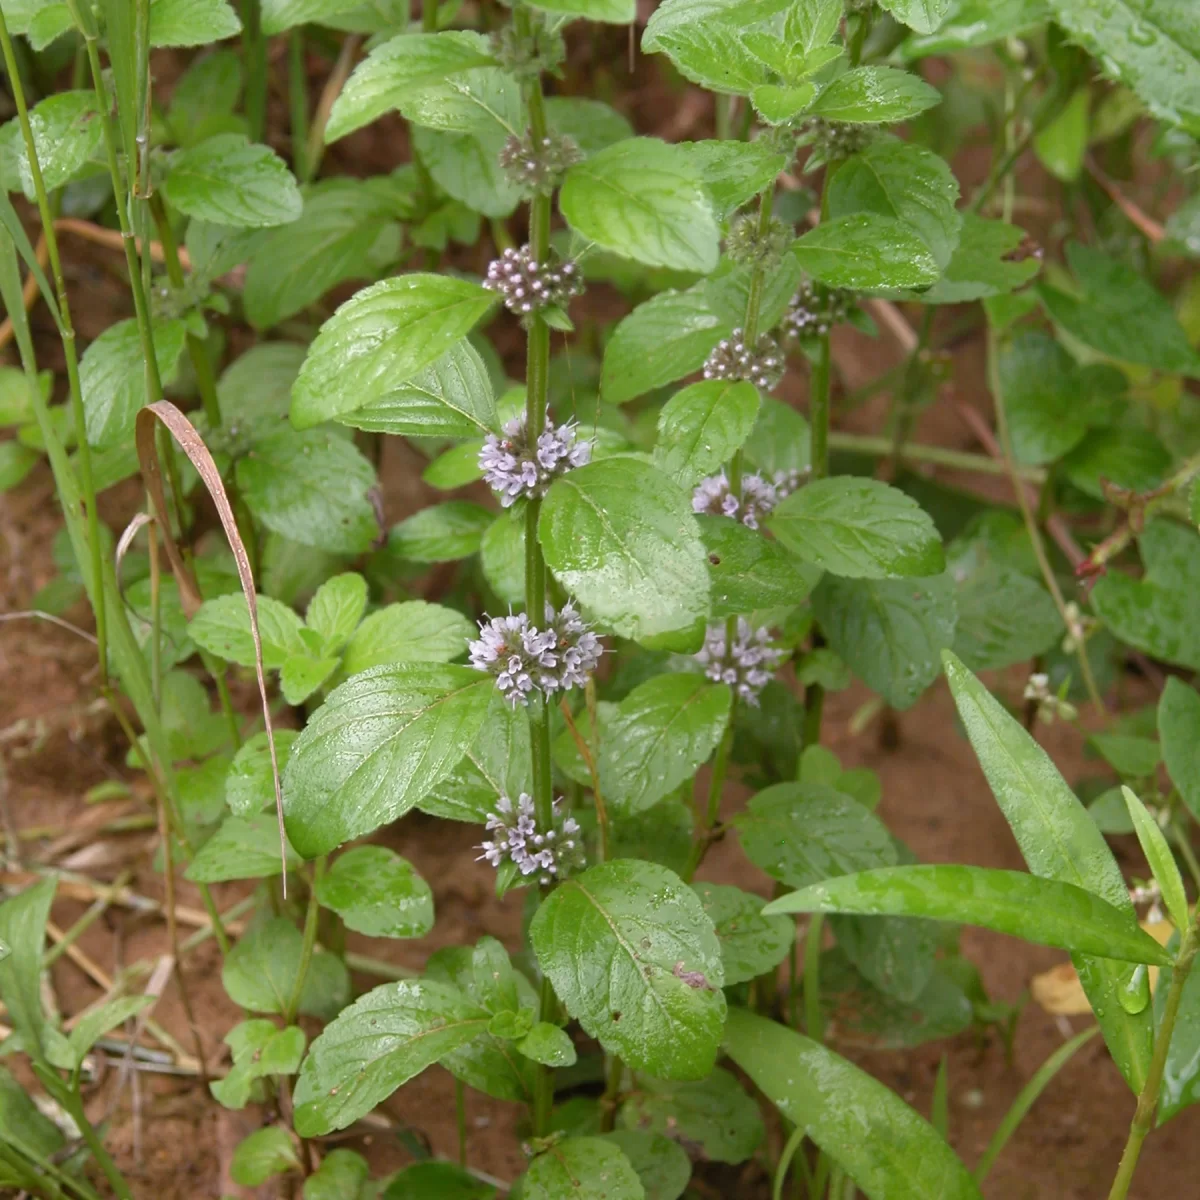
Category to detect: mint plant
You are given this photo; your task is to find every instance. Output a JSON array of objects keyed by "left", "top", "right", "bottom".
[{"left": 1, "top": 0, "right": 1200, "bottom": 1197}]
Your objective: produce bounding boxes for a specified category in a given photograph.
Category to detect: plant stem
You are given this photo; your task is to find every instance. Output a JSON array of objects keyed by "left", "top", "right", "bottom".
[
  {"left": 517, "top": 9, "right": 559, "bottom": 1137},
  {"left": 803, "top": 913, "right": 823, "bottom": 1042},
  {"left": 288, "top": 30, "right": 309, "bottom": 182},
  {"left": 829, "top": 430, "right": 1044, "bottom": 481},
  {"left": 1173, "top": 813, "right": 1200, "bottom": 895},
  {"left": 742, "top": 181, "right": 776, "bottom": 344},
  {"left": 976, "top": 1025, "right": 1098, "bottom": 1185},
  {"left": 599, "top": 1053, "right": 623, "bottom": 1132},
  {"left": 0, "top": 8, "right": 107, "bottom": 687},
  {"left": 148, "top": 191, "right": 222, "bottom": 427},
  {"left": 986, "top": 327, "right": 1105, "bottom": 715},
  {"left": 683, "top": 721, "right": 734, "bottom": 882},
  {"left": 1107, "top": 927, "right": 1198, "bottom": 1200},
  {"left": 455, "top": 1077, "right": 468, "bottom": 1164},
  {"left": 422, "top": 0, "right": 438, "bottom": 30},
  {"left": 52, "top": 1081, "right": 134, "bottom": 1200},
  {"left": 242, "top": 0, "right": 267, "bottom": 142},
  {"left": 284, "top": 857, "right": 326, "bottom": 1024}
]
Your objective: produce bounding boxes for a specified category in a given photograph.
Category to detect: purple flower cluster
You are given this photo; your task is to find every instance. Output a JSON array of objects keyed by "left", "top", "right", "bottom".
[
  {"left": 781, "top": 279, "right": 853, "bottom": 340},
  {"left": 479, "top": 413, "right": 592, "bottom": 508},
  {"left": 484, "top": 245, "right": 583, "bottom": 318},
  {"left": 695, "top": 619, "right": 786, "bottom": 706},
  {"left": 692, "top": 468, "right": 803, "bottom": 529},
  {"left": 702, "top": 328, "right": 785, "bottom": 392},
  {"left": 468, "top": 604, "right": 603, "bottom": 707},
  {"left": 498, "top": 130, "right": 582, "bottom": 195},
  {"left": 477, "top": 792, "right": 585, "bottom": 884}
]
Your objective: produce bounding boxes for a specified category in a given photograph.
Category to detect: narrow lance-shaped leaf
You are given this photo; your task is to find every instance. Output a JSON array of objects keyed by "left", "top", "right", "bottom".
[
  {"left": 723, "top": 1007, "right": 983, "bottom": 1199},
  {"left": 943, "top": 650, "right": 1154, "bottom": 1093},
  {"left": 1121, "top": 787, "right": 1189, "bottom": 936},
  {"left": 765, "top": 865, "right": 1173, "bottom": 964}
]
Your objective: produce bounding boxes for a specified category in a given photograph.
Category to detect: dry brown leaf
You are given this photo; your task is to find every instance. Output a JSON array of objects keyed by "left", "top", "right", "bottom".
[{"left": 135, "top": 401, "right": 286, "bottom": 888}]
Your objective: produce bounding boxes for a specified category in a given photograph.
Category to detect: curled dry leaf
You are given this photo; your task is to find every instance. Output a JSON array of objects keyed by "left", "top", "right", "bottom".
[{"left": 134, "top": 400, "right": 288, "bottom": 888}]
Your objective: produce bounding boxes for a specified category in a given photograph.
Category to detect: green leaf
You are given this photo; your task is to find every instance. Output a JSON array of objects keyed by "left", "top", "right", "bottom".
[
  {"left": 226, "top": 730, "right": 299, "bottom": 815},
  {"left": 951, "top": 563, "right": 1061, "bottom": 673},
  {"left": 293, "top": 978, "right": 489, "bottom": 1134},
  {"left": 600, "top": 673, "right": 732, "bottom": 813},
  {"left": 876, "top": 0, "right": 952, "bottom": 33},
  {"left": 765, "top": 865, "right": 1173, "bottom": 964},
  {"left": 0, "top": 441, "right": 38, "bottom": 491},
  {"left": 1123, "top": 787, "right": 1189, "bottom": 937},
  {"left": 819, "top": 948, "right": 972, "bottom": 1050},
  {"left": 518, "top": 1021, "right": 578, "bottom": 1067},
  {"left": 530, "top": 860, "right": 726, "bottom": 1078},
  {"left": 597, "top": 1132, "right": 689, "bottom": 1200},
  {"left": 734, "top": 782, "right": 896, "bottom": 889},
  {"left": 43, "top": 995, "right": 152, "bottom": 1070},
  {"left": 1092, "top": 520, "right": 1200, "bottom": 671},
  {"left": 1160, "top": 677, "right": 1200, "bottom": 821},
  {"left": 335, "top": 340, "right": 497, "bottom": 438},
  {"left": 316, "top": 845, "right": 434, "bottom": 938},
  {"left": 306, "top": 573, "right": 368, "bottom": 654},
  {"left": 693, "top": 882, "right": 794, "bottom": 987},
  {"left": 1034, "top": 87, "right": 1090, "bottom": 182},
  {"left": 186, "top": 813, "right": 302, "bottom": 882},
  {"left": 997, "top": 331, "right": 1088, "bottom": 464},
  {"left": 1044, "top": 0, "right": 1200, "bottom": 136},
  {"left": 723, "top": 1007, "right": 982, "bottom": 1198},
  {"left": 617, "top": 1067, "right": 764, "bottom": 1164},
  {"left": 525, "top": 1137, "right": 644, "bottom": 1200},
  {"left": 793, "top": 213, "right": 940, "bottom": 291},
  {"left": 643, "top": 16, "right": 769, "bottom": 96},
  {"left": 390, "top": 501, "right": 493, "bottom": 563},
  {"left": 243, "top": 181, "right": 400, "bottom": 329},
  {"left": 1039, "top": 242, "right": 1200, "bottom": 376},
  {"left": 231, "top": 1126, "right": 300, "bottom": 1186},
  {"left": 546, "top": 97, "right": 634, "bottom": 153},
  {"left": 529, "top": 0, "right": 633, "bottom": 20},
  {"left": 164, "top": 134, "right": 301, "bottom": 228},
  {"left": 341, "top": 600, "right": 473, "bottom": 676},
  {"left": 189, "top": 591, "right": 305, "bottom": 669},
  {"left": 704, "top": 255, "right": 803, "bottom": 332},
  {"left": 212, "top": 1020, "right": 306, "bottom": 1109},
  {"left": 217, "top": 341, "right": 306, "bottom": 432},
  {"left": 699, "top": 516, "right": 822, "bottom": 620},
  {"left": 743, "top": 396, "right": 812, "bottom": 477},
  {"left": 770, "top": 476, "right": 944, "bottom": 579},
  {"left": 0, "top": 876, "right": 54, "bottom": 1055},
  {"left": 921, "top": 213, "right": 1041, "bottom": 304},
  {"left": 236, "top": 427, "right": 380, "bottom": 555},
  {"left": 899, "top": 0, "right": 1048, "bottom": 57},
  {"left": 561, "top": 138, "right": 720, "bottom": 274},
  {"left": 1062, "top": 427, "right": 1169, "bottom": 501},
  {"left": 540, "top": 458, "right": 710, "bottom": 647},
  {"left": 654, "top": 380, "right": 760, "bottom": 487},
  {"left": 814, "top": 573, "right": 957, "bottom": 710},
  {"left": 943, "top": 650, "right": 1153, "bottom": 1092},
  {"left": 600, "top": 286, "right": 729, "bottom": 406},
  {"left": 291, "top": 273, "right": 496, "bottom": 429},
  {"left": 810, "top": 66, "right": 941, "bottom": 124},
  {"left": 283, "top": 664, "right": 495, "bottom": 858},
  {"left": 0, "top": 91, "right": 101, "bottom": 199},
  {"left": 80, "top": 317, "right": 188, "bottom": 448},
  {"left": 751, "top": 82, "right": 818, "bottom": 125},
  {"left": 223, "top": 917, "right": 349, "bottom": 1017},
  {"left": 303, "top": 1149, "right": 370, "bottom": 1200},
  {"left": 382, "top": 1161, "right": 496, "bottom": 1199},
  {"left": 149, "top": 0, "right": 242, "bottom": 45},
  {"left": 325, "top": 32, "right": 496, "bottom": 141},
  {"left": 680, "top": 139, "right": 789, "bottom": 218},
  {"left": 826, "top": 135, "right": 961, "bottom": 270},
  {"left": 415, "top": 121, "right": 523, "bottom": 219}
]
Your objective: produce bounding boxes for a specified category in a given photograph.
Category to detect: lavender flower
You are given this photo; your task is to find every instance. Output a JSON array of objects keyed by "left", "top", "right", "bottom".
[
  {"left": 479, "top": 413, "right": 592, "bottom": 508},
  {"left": 703, "top": 329, "right": 785, "bottom": 392},
  {"left": 477, "top": 792, "right": 585, "bottom": 885},
  {"left": 780, "top": 278, "right": 853, "bottom": 340},
  {"left": 691, "top": 468, "right": 803, "bottom": 529},
  {"left": 695, "top": 619, "right": 785, "bottom": 705},
  {"left": 469, "top": 604, "right": 603, "bottom": 706},
  {"left": 484, "top": 245, "right": 584, "bottom": 318}
]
